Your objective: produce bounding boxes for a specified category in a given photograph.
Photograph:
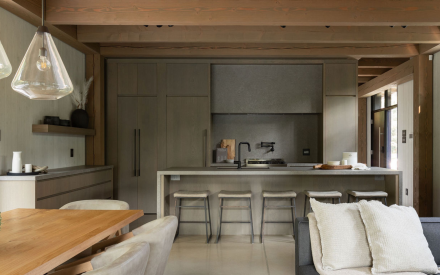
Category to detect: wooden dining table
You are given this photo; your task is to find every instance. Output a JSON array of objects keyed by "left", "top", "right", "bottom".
[{"left": 0, "top": 208, "right": 143, "bottom": 275}]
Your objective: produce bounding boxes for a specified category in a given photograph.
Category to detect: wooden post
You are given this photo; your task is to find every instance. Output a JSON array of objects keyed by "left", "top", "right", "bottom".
[
  {"left": 85, "top": 54, "right": 105, "bottom": 165},
  {"left": 413, "top": 54, "right": 433, "bottom": 217}
]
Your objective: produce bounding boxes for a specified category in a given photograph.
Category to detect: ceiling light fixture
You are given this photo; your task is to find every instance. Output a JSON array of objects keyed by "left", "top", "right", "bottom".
[
  {"left": 0, "top": 39, "right": 12, "bottom": 79},
  {"left": 11, "top": 0, "right": 73, "bottom": 100}
]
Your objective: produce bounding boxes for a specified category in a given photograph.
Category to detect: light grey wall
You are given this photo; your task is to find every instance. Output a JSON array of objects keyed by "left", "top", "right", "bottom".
[
  {"left": 434, "top": 53, "right": 440, "bottom": 216},
  {"left": 211, "top": 64, "right": 323, "bottom": 114},
  {"left": 212, "top": 114, "right": 319, "bottom": 163},
  {"left": 0, "top": 7, "right": 86, "bottom": 174}
]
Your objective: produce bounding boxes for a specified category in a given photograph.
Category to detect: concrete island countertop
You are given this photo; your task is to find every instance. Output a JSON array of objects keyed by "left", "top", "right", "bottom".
[
  {"left": 158, "top": 167, "right": 401, "bottom": 176},
  {"left": 0, "top": 165, "right": 113, "bottom": 181}
]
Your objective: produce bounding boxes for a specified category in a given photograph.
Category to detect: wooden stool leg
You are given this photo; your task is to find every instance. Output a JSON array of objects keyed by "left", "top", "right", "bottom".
[
  {"left": 260, "top": 197, "right": 266, "bottom": 243},
  {"left": 204, "top": 198, "right": 209, "bottom": 243},
  {"left": 347, "top": 194, "right": 351, "bottom": 203},
  {"left": 303, "top": 196, "right": 308, "bottom": 217},
  {"left": 384, "top": 197, "right": 388, "bottom": 206},
  {"left": 332, "top": 198, "right": 335, "bottom": 204},
  {"left": 207, "top": 197, "right": 212, "bottom": 240},
  {"left": 249, "top": 198, "right": 254, "bottom": 244},
  {"left": 338, "top": 198, "right": 341, "bottom": 204},
  {"left": 216, "top": 198, "right": 223, "bottom": 243},
  {"left": 291, "top": 198, "right": 296, "bottom": 238}
]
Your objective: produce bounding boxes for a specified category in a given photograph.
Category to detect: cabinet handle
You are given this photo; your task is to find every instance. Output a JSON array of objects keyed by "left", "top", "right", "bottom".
[
  {"left": 134, "top": 129, "right": 137, "bottom": 177},
  {"left": 138, "top": 129, "right": 141, "bottom": 177}
]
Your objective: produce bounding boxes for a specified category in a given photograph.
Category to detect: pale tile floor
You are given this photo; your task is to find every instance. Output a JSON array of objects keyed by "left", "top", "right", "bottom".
[{"left": 165, "top": 235, "right": 295, "bottom": 275}]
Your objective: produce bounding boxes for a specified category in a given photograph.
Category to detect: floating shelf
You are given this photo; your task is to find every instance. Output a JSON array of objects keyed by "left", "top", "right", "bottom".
[{"left": 32, "top": 124, "right": 95, "bottom": 136}]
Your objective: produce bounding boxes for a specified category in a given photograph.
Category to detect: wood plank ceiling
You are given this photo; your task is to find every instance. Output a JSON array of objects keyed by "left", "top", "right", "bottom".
[{"left": 2, "top": 0, "right": 440, "bottom": 86}]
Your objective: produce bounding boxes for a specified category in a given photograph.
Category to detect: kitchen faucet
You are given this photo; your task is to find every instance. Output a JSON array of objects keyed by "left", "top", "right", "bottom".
[{"left": 235, "top": 142, "right": 251, "bottom": 169}]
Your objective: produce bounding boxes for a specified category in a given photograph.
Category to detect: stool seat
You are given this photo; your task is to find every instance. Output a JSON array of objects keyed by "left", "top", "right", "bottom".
[
  {"left": 174, "top": 190, "right": 210, "bottom": 198},
  {"left": 263, "top": 190, "right": 297, "bottom": 198},
  {"left": 304, "top": 191, "right": 342, "bottom": 198},
  {"left": 218, "top": 190, "right": 252, "bottom": 198},
  {"left": 347, "top": 190, "right": 388, "bottom": 198}
]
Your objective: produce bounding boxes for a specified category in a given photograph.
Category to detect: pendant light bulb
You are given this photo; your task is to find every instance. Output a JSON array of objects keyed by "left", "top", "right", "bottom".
[
  {"left": 0, "top": 40, "right": 12, "bottom": 79},
  {"left": 36, "top": 48, "right": 51, "bottom": 71}
]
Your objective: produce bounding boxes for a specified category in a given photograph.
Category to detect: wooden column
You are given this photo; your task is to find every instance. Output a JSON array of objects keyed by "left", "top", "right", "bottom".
[
  {"left": 358, "top": 97, "right": 368, "bottom": 164},
  {"left": 85, "top": 54, "right": 105, "bottom": 165},
  {"left": 413, "top": 55, "right": 433, "bottom": 216}
]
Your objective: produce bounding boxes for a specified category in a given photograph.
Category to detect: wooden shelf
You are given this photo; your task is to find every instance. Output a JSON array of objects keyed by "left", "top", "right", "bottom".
[{"left": 32, "top": 125, "right": 95, "bottom": 136}]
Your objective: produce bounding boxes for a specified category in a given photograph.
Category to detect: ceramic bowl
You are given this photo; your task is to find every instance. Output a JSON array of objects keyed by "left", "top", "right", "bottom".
[
  {"left": 226, "top": 159, "right": 234, "bottom": 164},
  {"left": 327, "top": 161, "right": 341, "bottom": 166}
]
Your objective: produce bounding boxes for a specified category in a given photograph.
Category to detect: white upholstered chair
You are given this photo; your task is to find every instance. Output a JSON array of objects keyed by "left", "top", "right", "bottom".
[
  {"left": 91, "top": 216, "right": 178, "bottom": 275},
  {"left": 60, "top": 200, "right": 129, "bottom": 211},
  {"left": 52, "top": 242, "right": 150, "bottom": 275}
]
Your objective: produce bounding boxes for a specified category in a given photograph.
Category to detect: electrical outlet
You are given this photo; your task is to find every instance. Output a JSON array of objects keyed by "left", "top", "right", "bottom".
[
  {"left": 406, "top": 188, "right": 408, "bottom": 195},
  {"left": 303, "top": 149, "right": 310, "bottom": 156},
  {"left": 70, "top": 149, "right": 74, "bottom": 157}
]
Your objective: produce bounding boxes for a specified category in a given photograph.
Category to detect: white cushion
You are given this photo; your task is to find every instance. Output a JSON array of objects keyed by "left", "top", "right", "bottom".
[
  {"left": 310, "top": 199, "right": 372, "bottom": 270},
  {"left": 305, "top": 191, "right": 342, "bottom": 198},
  {"left": 308, "top": 213, "right": 373, "bottom": 275},
  {"left": 218, "top": 190, "right": 252, "bottom": 198},
  {"left": 262, "top": 190, "right": 296, "bottom": 198},
  {"left": 174, "top": 191, "right": 209, "bottom": 198},
  {"left": 358, "top": 200, "right": 439, "bottom": 275}
]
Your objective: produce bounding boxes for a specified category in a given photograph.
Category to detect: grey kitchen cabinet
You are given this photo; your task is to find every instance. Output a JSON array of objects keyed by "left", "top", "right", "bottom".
[
  {"left": 167, "top": 97, "right": 209, "bottom": 168},
  {"left": 211, "top": 64, "right": 323, "bottom": 113},
  {"left": 166, "top": 64, "right": 210, "bottom": 96},
  {"left": 118, "top": 97, "right": 158, "bottom": 213},
  {"left": 117, "top": 64, "right": 157, "bottom": 96},
  {"left": 324, "top": 96, "right": 357, "bottom": 163},
  {"left": 325, "top": 63, "right": 357, "bottom": 96}
]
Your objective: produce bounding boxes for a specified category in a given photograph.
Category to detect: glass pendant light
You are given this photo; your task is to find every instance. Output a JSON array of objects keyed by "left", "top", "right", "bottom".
[
  {"left": 0, "top": 40, "right": 12, "bottom": 79},
  {"left": 11, "top": 0, "right": 73, "bottom": 100}
]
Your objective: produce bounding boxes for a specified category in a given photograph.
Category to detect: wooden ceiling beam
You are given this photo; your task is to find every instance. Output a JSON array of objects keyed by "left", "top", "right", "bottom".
[
  {"left": 46, "top": 0, "right": 440, "bottom": 26},
  {"left": 0, "top": 0, "right": 98, "bottom": 54},
  {"left": 99, "top": 43, "right": 419, "bottom": 58},
  {"left": 358, "top": 58, "right": 410, "bottom": 68},
  {"left": 358, "top": 68, "right": 391, "bottom": 77},
  {"left": 419, "top": 44, "right": 440, "bottom": 55},
  {"left": 358, "top": 76, "right": 376, "bottom": 83},
  {"left": 77, "top": 26, "right": 440, "bottom": 44}
]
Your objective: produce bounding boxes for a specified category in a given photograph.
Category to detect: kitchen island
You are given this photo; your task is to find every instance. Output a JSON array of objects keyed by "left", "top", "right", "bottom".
[{"left": 157, "top": 167, "right": 402, "bottom": 236}]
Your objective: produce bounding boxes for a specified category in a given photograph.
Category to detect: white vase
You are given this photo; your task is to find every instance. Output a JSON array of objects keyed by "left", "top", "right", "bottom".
[{"left": 12, "top": 151, "right": 22, "bottom": 173}]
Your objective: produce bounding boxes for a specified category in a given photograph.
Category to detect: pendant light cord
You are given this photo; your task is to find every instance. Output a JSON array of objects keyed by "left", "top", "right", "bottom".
[{"left": 42, "top": 0, "right": 45, "bottom": 49}]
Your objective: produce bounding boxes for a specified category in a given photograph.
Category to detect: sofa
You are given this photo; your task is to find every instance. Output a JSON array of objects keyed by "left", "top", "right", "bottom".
[{"left": 295, "top": 217, "right": 440, "bottom": 275}]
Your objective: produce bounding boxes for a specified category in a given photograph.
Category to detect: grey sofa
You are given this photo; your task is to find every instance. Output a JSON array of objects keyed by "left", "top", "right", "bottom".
[{"left": 295, "top": 217, "right": 440, "bottom": 275}]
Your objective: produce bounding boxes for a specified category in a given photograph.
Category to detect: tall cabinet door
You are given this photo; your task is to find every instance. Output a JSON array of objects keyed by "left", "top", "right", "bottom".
[
  {"left": 138, "top": 97, "right": 158, "bottom": 213},
  {"left": 117, "top": 97, "right": 138, "bottom": 210},
  {"left": 325, "top": 96, "right": 357, "bottom": 162},
  {"left": 167, "top": 97, "right": 209, "bottom": 168}
]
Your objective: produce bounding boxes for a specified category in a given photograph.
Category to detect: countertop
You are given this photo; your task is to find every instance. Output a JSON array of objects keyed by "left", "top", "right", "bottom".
[
  {"left": 0, "top": 165, "right": 113, "bottom": 181},
  {"left": 158, "top": 167, "right": 401, "bottom": 176}
]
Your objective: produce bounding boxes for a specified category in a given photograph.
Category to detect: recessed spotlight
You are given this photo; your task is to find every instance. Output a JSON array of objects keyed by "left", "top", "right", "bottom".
[
  {"left": 157, "top": 25, "right": 163, "bottom": 28},
  {"left": 390, "top": 26, "right": 394, "bottom": 28},
  {"left": 325, "top": 26, "right": 330, "bottom": 28},
  {"left": 402, "top": 26, "right": 407, "bottom": 28},
  {"left": 168, "top": 25, "right": 174, "bottom": 27},
  {"left": 281, "top": 26, "right": 286, "bottom": 28},
  {"left": 144, "top": 25, "right": 148, "bottom": 27}
]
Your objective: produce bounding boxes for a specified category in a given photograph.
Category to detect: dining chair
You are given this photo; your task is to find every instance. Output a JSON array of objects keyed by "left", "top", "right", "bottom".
[
  {"left": 51, "top": 241, "right": 150, "bottom": 275},
  {"left": 91, "top": 216, "right": 178, "bottom": 275},
  {"left": 60, "top": 199, "right": 129, "bottom": 237}
]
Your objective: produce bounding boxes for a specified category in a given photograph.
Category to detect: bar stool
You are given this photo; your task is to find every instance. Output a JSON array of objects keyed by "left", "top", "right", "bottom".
[
  {"left": 347, "top": 190, "right": 388, "bottom": 205},
  {"left": 174, "top": 190, "right": 212, "bottom": 243},
  {"left": 303, "top": 191, "right": 342, "bottom": 216},
  {"left": 216, "top": 190, "right": 254, "bottom": 244},
  {"left": 260, "top": 190, "right": 297, "bottom": 243}
]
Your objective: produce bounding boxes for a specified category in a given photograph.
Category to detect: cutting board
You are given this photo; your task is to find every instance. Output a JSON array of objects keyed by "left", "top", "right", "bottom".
[
  {"left": 313, "top": 164, "right": 352, "bottom": 170},
  {"left": 221, "top": 139, "right": 236, "bottom": 159}
]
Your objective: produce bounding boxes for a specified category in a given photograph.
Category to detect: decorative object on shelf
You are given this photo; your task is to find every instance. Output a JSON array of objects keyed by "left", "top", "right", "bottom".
[
  {"left": 33, "top": 165, "right": 48, "bottom": 173},
  {"left": 10, "top": 0, "right": 73, "bottom": 100},
  {"left": 70, "top": 77, "right": 93, "bottom": 128},
  {"left": 11, "top": 151, "right": 22, "bottom": 173},
  {"left": 59, "top": 119, "right": 70, "bottom": 127},
  {"left": 220, "top": 139, "right": 235, "bottom": 160},
  {"left": 25, "top": 164, "right": 33, "bottom": 173},
  {"left": 0, "top": 40, "right": 12, "bottom": 79},
  {"left": 216, "top": 148, "right": 228, "bottom": 163},
  {"left": 342, "top": 152, "right": 358, "bottom": 165}
]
